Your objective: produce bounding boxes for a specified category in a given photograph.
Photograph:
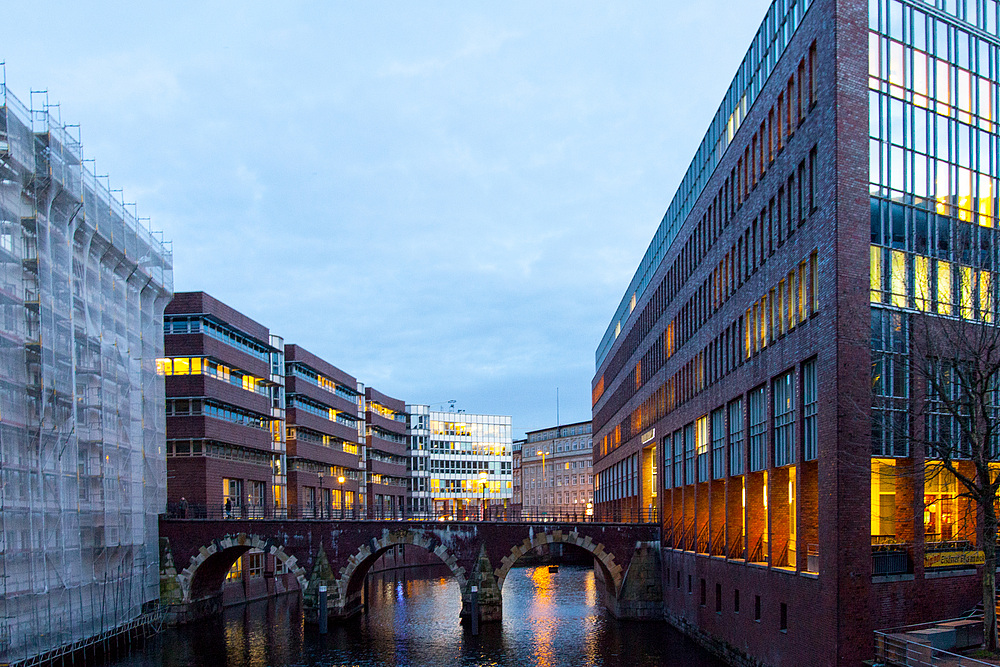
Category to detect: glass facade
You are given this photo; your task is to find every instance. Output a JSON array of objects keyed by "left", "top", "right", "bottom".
[{"left": 407, "top": 405, "right": 513, "bottom": 517}]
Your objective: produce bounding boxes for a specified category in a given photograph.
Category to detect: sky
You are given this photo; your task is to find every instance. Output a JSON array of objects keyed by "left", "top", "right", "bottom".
[{"left": 2, "top": 1, "right": 773, "bottom": 437}]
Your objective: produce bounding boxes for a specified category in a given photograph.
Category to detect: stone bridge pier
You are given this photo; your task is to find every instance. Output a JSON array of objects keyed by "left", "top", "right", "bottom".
[{"left": 158, "top": 519, "right": 662, "bottom": 626}]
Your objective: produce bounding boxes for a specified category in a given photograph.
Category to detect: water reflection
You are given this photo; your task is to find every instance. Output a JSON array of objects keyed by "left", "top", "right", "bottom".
[{"left": 116, "top": 565, "right": 725, "bottom": 667}]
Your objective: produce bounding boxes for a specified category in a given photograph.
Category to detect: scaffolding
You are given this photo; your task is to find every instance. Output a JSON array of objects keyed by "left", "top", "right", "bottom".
[{"left": 0, "top": 75, "right": 173, "bottom": 665}]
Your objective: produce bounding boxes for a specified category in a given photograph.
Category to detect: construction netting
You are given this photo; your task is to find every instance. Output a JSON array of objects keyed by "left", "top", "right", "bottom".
[{"left": 0, "top": 79, "right": 173, "bottom": 665}]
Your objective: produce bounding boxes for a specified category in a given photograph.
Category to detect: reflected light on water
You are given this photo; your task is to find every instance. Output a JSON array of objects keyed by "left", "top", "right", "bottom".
[{"left": 112, "top": 564, "right": 725, "bottom": 667}]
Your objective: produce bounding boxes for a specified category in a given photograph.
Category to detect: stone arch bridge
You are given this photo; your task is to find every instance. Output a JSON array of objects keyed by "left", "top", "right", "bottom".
[{"left": 158, "top": 518, "right": 662, "bottom": 624}]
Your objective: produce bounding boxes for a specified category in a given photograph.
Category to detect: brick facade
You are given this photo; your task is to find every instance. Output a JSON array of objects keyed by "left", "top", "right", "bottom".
[{"left": 591, "top": 0, "right": 985, "bottom": 665}]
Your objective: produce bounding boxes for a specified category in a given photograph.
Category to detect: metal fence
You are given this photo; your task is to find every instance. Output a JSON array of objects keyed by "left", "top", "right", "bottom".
[
  {"left": 875, "top": 618, "right": 989, "bottom": 667},
  {"left": 163, "top": 502, "right": 657, "bottom": 524}
]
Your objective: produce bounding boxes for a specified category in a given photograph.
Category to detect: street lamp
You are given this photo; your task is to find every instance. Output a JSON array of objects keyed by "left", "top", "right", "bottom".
[
  {"left": 338, "top": 475, "right": 346, "bottom": 519},
  {"left": 479, "top": 470, "right": 488, "bottom": 520},
  {"left": 536, "top": 450, "right": 548, "bottom": 519},
  {"left": 318, "top": 471, "right": 324, "bottom": 519}
]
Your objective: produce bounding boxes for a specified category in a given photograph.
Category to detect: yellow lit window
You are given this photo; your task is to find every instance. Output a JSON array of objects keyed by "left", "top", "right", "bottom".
[
  {"left": 871, "top": 459, "right": 896, "bottom": 539},
  {"left": 156, "top": 358, "right": 170, "bottom": 375},
  {"left": 891, "top": 250, "right": 906, "bottom": 308},
  {"left": 914, "top": 255, "right": 930, "bottom": 311},
  {"left": 979, "top": 174, "right": 994, "bottom": 228},
  {"left": 981, "top": 271, "right": 993, "bottom": 323},
  {"left": 777, "top": 281, "right": 786, "bottom": 335},
  {"left": 810, "top": 251, "right": 819, "bottom": 313},
  {"left": 937, "top": 260, "right": 952, "bottom": 315},
  {"left": 174, "top": 357, "right": 191, "bottom": 375},
  {"left": 870, "top": 246, "right": 882, "bottom": 303},
  {"left": 799, "top": 262, "right": 808, "bottom": 322},
  {"left": 961, "top": 266, "right": 974, "bottom": 319},
  {"left": 696, "top": 415, "right": 709, "bottom": 456},
  {"left": 226, "top": 556, "right": 243, "bottom": 581},
  {"left": 787, "top": 272, "right": 795, "bottom": 331}
]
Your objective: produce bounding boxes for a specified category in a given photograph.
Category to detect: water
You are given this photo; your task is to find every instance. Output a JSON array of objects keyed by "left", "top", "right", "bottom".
[{"left": 119, "top": 565, "right": 726, "bottom": 667}]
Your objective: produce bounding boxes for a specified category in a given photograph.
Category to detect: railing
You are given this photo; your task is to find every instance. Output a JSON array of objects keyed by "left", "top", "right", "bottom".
[
  {"left": 875, "top": 618, "right": 990, "bottom": 667},
  {"left": 710, "top": 529, "right": 727, "bottom": 557},
  {"left": 593, "top": 508, "right": 659, "bottom": 523},
  {"left": 728, "top": 530, "right": 745, "bottom": 560},
  {"left": 774, "top": 541, "right": 790, "bottom": 568},
  {"left": 681, "top": 520, "right": 696, "bottom": 551},
  {"left": 696, "top": 522, "right": 710, "bottom": 554},
  {"left": 749, "top": 536, "right": 768, "bottom": 564},
  {"left": 872, "top": 543, "right": 913, "bottom": 576},
  {"left": 164, "top": 502, "right": 656, "bottom": 523}
]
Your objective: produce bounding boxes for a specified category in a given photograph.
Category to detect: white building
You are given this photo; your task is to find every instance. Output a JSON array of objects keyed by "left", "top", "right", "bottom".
[
  {"left": 408, "top": 405, "right": 512, "bottom": 518},
  {"left": 0, "top": 84, "right": 172, "bottom": 663},
  {"left": 520, "top": 421, "right": 593, "bottom": 518}
]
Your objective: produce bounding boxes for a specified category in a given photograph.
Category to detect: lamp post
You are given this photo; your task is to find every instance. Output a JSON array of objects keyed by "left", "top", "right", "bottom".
[
  {"left": 318, "top": 471, "right": 324, "bottom": 519},
  {"left": 479, "top": 470, "right": 488, "bottom": 520},
  {"left": 536, "top": 450, "right": 547, "bottom": 519},
  {"left": 338, "top": 475, "right": 346, "bottom": 519}
]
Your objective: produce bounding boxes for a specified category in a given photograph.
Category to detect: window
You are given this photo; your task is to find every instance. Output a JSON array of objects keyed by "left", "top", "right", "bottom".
[
  {"left": 729, "top": 398, "right": 745, "bottom": 476},
  {"left": 773, "top": 371, "right": 795, "bottom": 467},
  {"left": 685, "top": 424, "right": 696, "bottom": 485},
  {"left": 803, "top": 359, "right": 818, "bottom": 460},
  {"left": 697, "top": 416, "right": 710, "bottom": 483},
  {"left": 749, "top": 387, "right": 767, "bottom": 472},
  {"left": 700, "top": 578, "right": 707, "bottom": 606},
  {"left": 716, "top": 583, "right": 723, "bottom": 613},
  {"left": 674, "top": 430, "right": 684, "bottom": 488},
  {"left": 711, "top": 408, "right": 726, "bottom": 480},
  {"left": 755, "top": 595, "right": 762, "bottom": 622},
  {"left": 688, "top": 574, "right": 692, "bottom": 594},
  {"left": 781, "top": 602, "right": 788, "bottom": 632},
  {"left": 734, "top": 588, "right": 740, "bottom": 613}
]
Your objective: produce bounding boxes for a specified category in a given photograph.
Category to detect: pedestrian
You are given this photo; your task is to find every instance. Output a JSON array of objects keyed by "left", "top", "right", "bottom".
[
  {"left": 225, "top": 497, "right": 232, "bottom": 519},
  {"left": 179, "top": 496, "right": 189, "bottom": 519}
]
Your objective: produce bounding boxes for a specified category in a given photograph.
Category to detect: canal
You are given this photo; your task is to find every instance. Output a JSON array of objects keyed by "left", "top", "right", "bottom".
[{"left": 116, "top": 564, "right": 725, "bottom": 666}]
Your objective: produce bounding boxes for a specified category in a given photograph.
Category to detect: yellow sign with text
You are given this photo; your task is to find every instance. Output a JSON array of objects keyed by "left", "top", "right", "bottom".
[{"left": 924, "top": 550, "right": 985, "bottom": 569}]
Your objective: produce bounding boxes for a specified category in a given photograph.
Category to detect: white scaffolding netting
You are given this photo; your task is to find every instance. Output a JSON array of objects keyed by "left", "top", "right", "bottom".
[{"left": 0, "top": 81, "right": 173, "bottom": 665}]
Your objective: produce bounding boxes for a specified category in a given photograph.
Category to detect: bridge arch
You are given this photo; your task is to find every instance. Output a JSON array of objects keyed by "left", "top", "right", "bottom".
[
  {"left": 180, "top": 533, "right": 308, "bottom": 603},
  {"left": 335, "top": 529, "right": 468, "bottom": 603},
  {"left": 492, "top": 530, "right": 624, "bottom": 596}
]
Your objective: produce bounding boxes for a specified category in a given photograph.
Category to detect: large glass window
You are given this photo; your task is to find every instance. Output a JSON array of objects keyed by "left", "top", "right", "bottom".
[
  {"left": 729, "top": 398, "right": 745, "bottom": 475},
  {"left": 711, "top": 408, "right": 726, "bottom": 480},
  {"left": 803, "top": 359, "right": 818, "bottom": 460},
  {"left": 697, "top": 415, "right": 711, "bottom": 483},
  {"left": 685, "top": 423, "right": 696, "bottom": 485},
  {"left": 773, "top": 371, "right": 796, "bottom": 467},
  {"left": 749, "top": 386, "right": 767, "bottom": 472}
]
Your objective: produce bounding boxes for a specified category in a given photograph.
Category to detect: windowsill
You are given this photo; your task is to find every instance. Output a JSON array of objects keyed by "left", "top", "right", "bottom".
[
  {"left": 800, "top": 571, "right": 819, "bottom": 580},
  {"left": 771, "top": 565, "right": 797, "bottom": 576},
  {"left": 872, "top": 573, "right": 915, "bottom": 583},
  {"left": 748, "top": 562, "right": 769, "bottom": 570},
  {"left": 925, "top": 569, "right": 976, "bottom": 579}
]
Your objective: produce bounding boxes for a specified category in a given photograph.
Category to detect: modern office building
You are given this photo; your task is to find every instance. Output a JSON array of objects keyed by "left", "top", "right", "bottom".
[
  {"left": 592, "top": 0, "right": 999, "bottom": 664},
  {"left": 364, "top": 387, "right": 409, "bottom": 517},
  {"left": 163, "top": 292, "right": 286, "bottom": 518},
  {"left": 520, "top": 422, "right": 594, "bottom": 519},
  {"left": 284, "top": 344, "right": 364, "bottom": 517},
  {"left": 408, "top": 406, "right": 513, "bottom": 518},
  {"left": 0, "top": 85, "right": 172, "bottom": 664}
]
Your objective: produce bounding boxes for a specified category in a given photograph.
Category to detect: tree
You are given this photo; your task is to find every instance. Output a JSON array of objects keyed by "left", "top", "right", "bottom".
[{"left": 871, "top": 301, "right": 1000, "bottom": 652}]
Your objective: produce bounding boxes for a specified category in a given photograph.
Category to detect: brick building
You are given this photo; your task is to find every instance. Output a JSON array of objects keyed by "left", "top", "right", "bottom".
[
  {"left": 520, "top": 422, "right": 593, "bottom": 519},
  {"left": 285, "top": 344, "right": 364, "bottom": 517},
  {"left": 592, "top": 0, "right": 997, "bottom": 664},
  {"left": 364, "top": 387, "right": 409, "bottom": 517},
  {"left": 163, "top": 292, "right": 286, "bottom": 518}
]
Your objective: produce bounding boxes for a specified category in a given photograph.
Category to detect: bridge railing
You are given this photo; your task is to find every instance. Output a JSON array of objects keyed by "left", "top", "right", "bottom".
[{"left": 164, "top": 502, "right": 658, "bottom": 524}]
